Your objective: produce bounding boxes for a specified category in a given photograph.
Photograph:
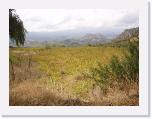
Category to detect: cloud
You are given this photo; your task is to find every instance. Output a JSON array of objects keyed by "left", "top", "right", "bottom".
[
  {"left": 116, "top": 11, "right": 139, "bottom": 28},
  {"left": 25, "top": 17, "right": 41, "bottom": 22},
  {"left": 16, "top": 9, "right": 139, "bottom": 32},
  {"left": 39, "top": 16, "right": 72, "bottom": 30}
]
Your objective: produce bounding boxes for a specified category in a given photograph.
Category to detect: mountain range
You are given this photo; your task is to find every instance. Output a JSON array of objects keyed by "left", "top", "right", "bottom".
[{"left": 10, "top": 27, "right": 139, "bottom": 47}]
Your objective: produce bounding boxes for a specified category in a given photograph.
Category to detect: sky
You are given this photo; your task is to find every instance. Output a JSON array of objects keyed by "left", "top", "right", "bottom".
[{"left": 16, "top": 9, "right": 139, "bottom": 33}]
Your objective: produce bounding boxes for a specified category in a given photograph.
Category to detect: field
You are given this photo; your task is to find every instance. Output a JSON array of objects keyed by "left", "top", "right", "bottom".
[{"left": 9, "top": 44, "right": 139, "bottom": 106}]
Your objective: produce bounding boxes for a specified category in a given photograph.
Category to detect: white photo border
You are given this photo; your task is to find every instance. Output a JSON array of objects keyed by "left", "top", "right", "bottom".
[{"left": 0, "top": 0, "right": 149, "bottom": 116}]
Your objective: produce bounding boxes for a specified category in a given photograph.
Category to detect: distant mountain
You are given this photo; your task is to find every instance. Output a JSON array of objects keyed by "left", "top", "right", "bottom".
[
  {"left": 59, "top": 33, "right": 110, "bottom": 46},
  {"left": 10, "top": 27, "right": 139, "bottom": 47},
  {"left": 24, "top": 32, "right": 110, "bottom": 47},
  {"left": 26, "top": 32, "right": 66, "bottom": 42},
  {"left": 113, "top": 27, "right": 139, "bottom": 42},
  {"left": 81, "top": 33, "right": 109, "bottom": 44},
  {"left": 25, "top": 27, "right": 121, "bottom": 42}
]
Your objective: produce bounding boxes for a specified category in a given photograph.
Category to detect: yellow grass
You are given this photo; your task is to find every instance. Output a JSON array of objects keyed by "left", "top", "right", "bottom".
[{"left": 9, "top": 46, "right": 138, "bottom": 106}]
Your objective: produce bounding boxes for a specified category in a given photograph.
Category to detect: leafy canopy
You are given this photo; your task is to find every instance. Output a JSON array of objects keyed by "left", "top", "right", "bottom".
[{"left": 9, "top": 9, "right": 27, "bottom": 46}]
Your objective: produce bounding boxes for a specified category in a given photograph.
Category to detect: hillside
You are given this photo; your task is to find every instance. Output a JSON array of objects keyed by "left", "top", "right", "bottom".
[
  {"left": 113, "top": 27, "right": 139, "bottom": 42},
  {"left": 81, "top": 33, "right": 109, "bottom": 44},
  {"left": 102, "top": 27, "right": 139, "bottom": 47}
]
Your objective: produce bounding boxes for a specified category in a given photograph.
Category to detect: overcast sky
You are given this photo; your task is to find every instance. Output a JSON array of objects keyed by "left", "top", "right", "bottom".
[{"left": 16, "top": 9, "right": 139, "bottom": 33}]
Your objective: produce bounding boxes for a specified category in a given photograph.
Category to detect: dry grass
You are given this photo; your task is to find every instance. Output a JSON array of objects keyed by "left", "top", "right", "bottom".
[
  {"left": 9, "top": 46, "right": 139, "bottom": 106},
  {"left": 9, "top": 79, "right": 138, "bottom": 106},
  {"left": 9, "top": 80, "right": 92, "bottom": 106}
]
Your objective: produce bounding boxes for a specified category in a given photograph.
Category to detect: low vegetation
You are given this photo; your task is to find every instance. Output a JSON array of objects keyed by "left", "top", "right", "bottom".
[
  {"left": 9, "top": 39, "right": 139, "bottom": 106},
  {"left": 89, "top": 41, "right": 139, "bottom": 96}
]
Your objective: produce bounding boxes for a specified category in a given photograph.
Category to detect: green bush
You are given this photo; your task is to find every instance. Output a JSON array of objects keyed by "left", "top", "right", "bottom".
[
  {"left": 90, "top": 40, "right": 139, "bottom": 90},
  {"left": 90, "top": 64, "right": 111, "bottom": 94},
  {"left": 109, "top": 56, "right": 126, "bottom": 81},
  {"left": 123, "top": 41, "right": 139, "bottom": 80}
]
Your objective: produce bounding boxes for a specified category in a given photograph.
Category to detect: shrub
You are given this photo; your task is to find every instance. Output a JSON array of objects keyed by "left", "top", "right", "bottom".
[
  {"left": 90, "top": 64, "right": 111, "bottom": 94},
  {"left": 123, "top": 41, "right": 139, "bottom": 80},
  {"left": 109, "top": 56, "right": 126, "bottom": 81},
  {"left": 90, "top": 41, "right": 139, "bottom": 92}
]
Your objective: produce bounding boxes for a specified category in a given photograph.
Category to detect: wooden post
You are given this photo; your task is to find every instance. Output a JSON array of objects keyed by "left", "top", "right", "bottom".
[
  {"left": 10, "top": 59, "right": 15, "bottom": 80},
  {"left": 28, "top": 55, "right": 32, "bottom": 77}
]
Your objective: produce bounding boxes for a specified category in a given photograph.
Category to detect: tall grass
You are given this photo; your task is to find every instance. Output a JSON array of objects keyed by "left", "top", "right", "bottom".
[{"left": 9, "top": 43, "right": 139, "bottom": 106}]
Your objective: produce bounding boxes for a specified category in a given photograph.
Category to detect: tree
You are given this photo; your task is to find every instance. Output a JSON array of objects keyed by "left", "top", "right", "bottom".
[{"left": 9, "top": 9, "right": 27, "bottom": 46}]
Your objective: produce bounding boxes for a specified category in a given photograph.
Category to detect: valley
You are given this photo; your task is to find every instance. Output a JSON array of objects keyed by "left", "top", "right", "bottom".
[{"left": 9, "top": 27, "right": 139, "bottom": 106}]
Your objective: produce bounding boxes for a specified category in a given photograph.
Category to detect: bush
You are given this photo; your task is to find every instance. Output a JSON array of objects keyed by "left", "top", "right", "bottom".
[
  {"left": 109, "top": 56, "right": 126, "bottom": 81},
  {"left": 123, "top": 41, "right": 139, "bottom": 80},
  {"left": 90, "top": 64, "right": 111, "bottom": 94},
  {"left": 90, "top": 41, "right": 139, "bottom": 91}
]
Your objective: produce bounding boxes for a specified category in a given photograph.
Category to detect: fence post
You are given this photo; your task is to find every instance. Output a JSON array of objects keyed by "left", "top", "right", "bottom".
[{"left": 10, "top": 59, "right": 15, "bottom": 80}]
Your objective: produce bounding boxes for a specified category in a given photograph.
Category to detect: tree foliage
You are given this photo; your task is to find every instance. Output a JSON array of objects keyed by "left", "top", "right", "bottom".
[{"left": 9, "top": 9, "right": 27, "bottom": 46}]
